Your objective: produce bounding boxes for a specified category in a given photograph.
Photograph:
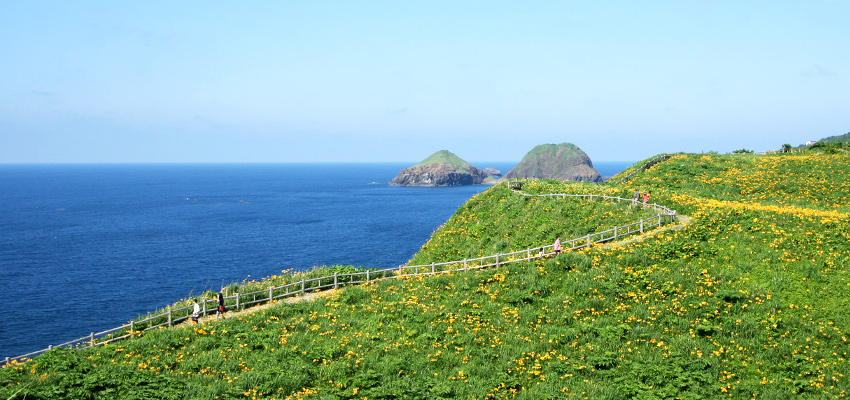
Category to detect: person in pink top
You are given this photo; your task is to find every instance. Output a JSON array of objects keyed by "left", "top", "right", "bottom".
[
  {"left": 553, "top": 236, "right": 561, "bottom": 256},
  {"left": 642, "top": 192, "right": 650, "bottom": 208}
]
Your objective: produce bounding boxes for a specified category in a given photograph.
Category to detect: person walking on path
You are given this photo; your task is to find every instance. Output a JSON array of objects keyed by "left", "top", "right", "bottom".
[
  {"left": 642, "top": 192, "right": 650, "bottom": 208},
  {"left": 634, "top": 189, "right": 640, "bottom": 203},
  {"left": 216, "top": 292, "right": 227, "bottom": 320},
  {"left": 553, "top": 236, "right": 562, "bottom": 256},
  {"left": 191, "top": 299, "right": 200, "bottom": 324}
]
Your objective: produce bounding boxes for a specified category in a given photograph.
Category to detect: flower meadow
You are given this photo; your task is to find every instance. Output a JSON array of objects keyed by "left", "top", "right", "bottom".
[
  {"left": 407, "top": 184, "right": 661, "bottom": 266},
  {"left": 2, "top": 152, "right": 849, "bottom": 399}
]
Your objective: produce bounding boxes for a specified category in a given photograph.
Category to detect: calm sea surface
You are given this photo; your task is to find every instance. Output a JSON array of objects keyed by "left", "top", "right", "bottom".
[{"left": 0, "top": 161, "right": 632, "bottom": 358}]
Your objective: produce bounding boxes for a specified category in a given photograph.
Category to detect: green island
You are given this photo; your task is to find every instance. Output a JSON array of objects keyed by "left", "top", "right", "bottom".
[
  {"left": 504, "top": 143, "right": 602, "bottom": 182},
  {"left": 2, "top": 150, "right": 850, "bottom": 399},
  {"left": 412, "top": 150, "right": 477, "bottom": 175}
]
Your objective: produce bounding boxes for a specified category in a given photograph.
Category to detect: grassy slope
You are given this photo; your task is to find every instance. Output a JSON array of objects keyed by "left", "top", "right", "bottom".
[
  {"left": 2, "top": 153, "right": 850, "bottom": 399},
  {"left": 407, "top": 183, "right": 660, "bottom": 265},
  {"left": 413, "top": 150, "right": 475, "bottom": 174},
  {"left": 818, "top": 132, "right": 850, "bottom": 144}
]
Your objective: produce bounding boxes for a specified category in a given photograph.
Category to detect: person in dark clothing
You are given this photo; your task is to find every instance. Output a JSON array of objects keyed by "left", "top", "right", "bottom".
[{"left": 216, "top": 292, "right": 227, "bottom": 320}]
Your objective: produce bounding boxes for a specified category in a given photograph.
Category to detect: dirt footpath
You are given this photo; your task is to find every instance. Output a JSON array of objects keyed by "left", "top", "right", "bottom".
[
  {"left": 597, "top": 214, "right": 692, "bottom": 250},
  {"left": 190, "top": 290, "right": 336, "bottom": 326}
]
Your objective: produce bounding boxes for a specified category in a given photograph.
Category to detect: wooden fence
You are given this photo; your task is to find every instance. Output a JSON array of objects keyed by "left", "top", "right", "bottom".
[{"left": 4, "top": 190, "right": 677, "bottom": 366}]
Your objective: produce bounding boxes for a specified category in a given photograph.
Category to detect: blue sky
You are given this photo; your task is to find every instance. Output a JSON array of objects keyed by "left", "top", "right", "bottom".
[{"left": 1, "top": 1, "right": 847, "bottom": 163}]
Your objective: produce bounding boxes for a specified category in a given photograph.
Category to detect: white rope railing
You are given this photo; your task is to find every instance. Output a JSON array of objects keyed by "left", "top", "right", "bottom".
[{"left": 4, "top": 187, "right": 678, "bottom": 366}]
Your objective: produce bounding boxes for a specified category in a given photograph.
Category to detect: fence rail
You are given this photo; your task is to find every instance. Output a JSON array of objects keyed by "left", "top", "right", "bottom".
[{"left": 4, "top": 190, "right": 677, "bottom": 366}]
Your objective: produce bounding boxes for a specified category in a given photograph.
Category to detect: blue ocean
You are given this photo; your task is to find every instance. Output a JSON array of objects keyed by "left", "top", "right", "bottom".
[{"left": 0, "top": 161, "right": 632, "bottom": 359}]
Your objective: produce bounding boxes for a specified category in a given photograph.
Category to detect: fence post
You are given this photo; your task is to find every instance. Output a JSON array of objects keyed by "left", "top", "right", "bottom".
[
  {"left": 168, "top": 309, "right": 173, "bottom": 327},
  {"left": 269, "top": 286, "right": 274, "bottom": 302},
  {"left": 614, "top": 226, "right": 618, "bottom": 240},
  {"left": 235, "top": 293, "right": 240, "bottom": 310},
  {"left": 587, "top": 234, "right": 592, "bottom": 247},
  {"left": 366, "top": 270, "right": 370, "bottom": 282},
  {"left": 431, "top": 262, "right": 435, "bottom": 274},
  {"left": 301, "top": 279, "right": 305, "bottom": 294},
  {"left": 334, "top": 273, "right": 339, "bottom": 289},
  {"left": 640, "top": 219, "right": 644, "bottom": 233},
  {"left": 130, "top": 320, "right": 134, "bottom": 335},
  {"left": 464, "top": 259, "right": 468, "bottom": 269},
  {"left": 496, "top": 254, "right": 500, "bottom": 267},
  {"left": 202, "top": 299, "right": 207, "bottom": 317},
  {"left": 90, "top": 332, "right": 95, "bottom": 345}
]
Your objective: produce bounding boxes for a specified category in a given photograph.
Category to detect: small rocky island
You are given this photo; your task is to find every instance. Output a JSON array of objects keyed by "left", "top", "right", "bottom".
[
  {"left": 504, "top": 143, "right": 602, "bottom": 182},
  {"left": 390, "top": 150, "right": 488, "bottom": 187}
]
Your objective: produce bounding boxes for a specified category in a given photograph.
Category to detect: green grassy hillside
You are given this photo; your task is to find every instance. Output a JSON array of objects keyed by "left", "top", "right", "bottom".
[
  {"left": 817, "top": 132, "right": 850, "bottom": 144},
  {"left": 2, "top": 153, "right": 849, "bottom": 399},
  {"left": 407, "top": 184, "right": 659, "bottom": 265}
]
